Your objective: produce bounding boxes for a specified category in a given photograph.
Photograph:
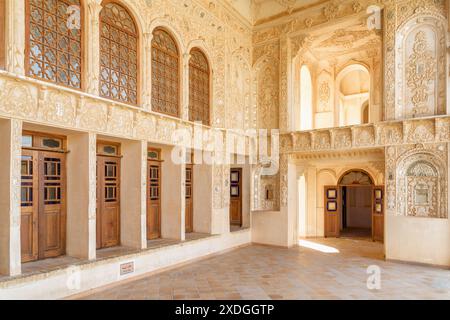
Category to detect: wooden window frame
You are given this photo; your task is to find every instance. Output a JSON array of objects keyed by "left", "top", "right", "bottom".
[
  {"left": 99, "top": 0, "right": 140, "bottom": 106},
  {"left": 189, "top": 48, "right": 211, "bottom": 126},
  {"left": 97, "top": 140, "right": 122, "bottom": 157},
  {"left": 25, "top": 0, "right": 84, "bottom": 90},
  {"left": 151, "top": 27, "right": 181, "bottom": 118},
  {"left": 22, "top": 130, "right": 67, "bottom": 153}
]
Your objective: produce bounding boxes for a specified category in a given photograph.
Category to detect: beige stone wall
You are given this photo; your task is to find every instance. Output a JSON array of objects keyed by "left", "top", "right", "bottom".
[{"left": 0, "top": 0, "right": 257, "bottom": 278}]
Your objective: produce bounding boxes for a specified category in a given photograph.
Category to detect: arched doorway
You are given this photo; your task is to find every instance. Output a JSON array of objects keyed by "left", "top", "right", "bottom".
[{"left": 324, "top": 170, "right": 384, "bottom": 242}]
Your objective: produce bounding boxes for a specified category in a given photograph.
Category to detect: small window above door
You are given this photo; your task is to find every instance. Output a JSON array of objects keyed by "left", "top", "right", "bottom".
[{"left": 97, "top": 142, "right": 121, "bottom": 157}]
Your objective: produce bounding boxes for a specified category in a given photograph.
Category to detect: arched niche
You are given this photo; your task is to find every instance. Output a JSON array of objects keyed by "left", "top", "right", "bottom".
[
  {"left": 335, "top": 64, "right": 371, "bottom": 127},
  {"left": 396, "top": 151, "right": 447, "bottom": 219},
  {"left": 395, "top": 14, "right": 447, "bottom": 119}
]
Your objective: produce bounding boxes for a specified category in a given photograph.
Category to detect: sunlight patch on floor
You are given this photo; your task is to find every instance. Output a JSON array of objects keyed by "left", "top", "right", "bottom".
[{"left": 298, "top": 239, "right": 340, "bottom": 254}]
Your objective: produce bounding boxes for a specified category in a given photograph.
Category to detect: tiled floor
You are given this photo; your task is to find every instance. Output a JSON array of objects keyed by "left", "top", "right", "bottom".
[{"left": 79, "top": 238, "right": 450, "bottom": 300}]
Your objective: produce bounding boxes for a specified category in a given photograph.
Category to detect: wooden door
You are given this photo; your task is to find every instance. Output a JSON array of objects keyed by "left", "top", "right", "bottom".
[
  {"left": 39, "top": 152, "right": 66, "bottom": 259},
  {"left": 97, "top": 156, "right": 121, "bottom": 249},
  {"left": 147, "top": 160, "right": 161, "bottom": 240},
  {"left": 324, "top": 186, "right": 340, "bottom": 238},
  {"left": 20, "top": 150, "right": 38, "bottom": 262},
  {"left": 20, "top": 150, "right": 66, "bottom": 262},
  {"left": 230, "top": 169, "right": 242, "bottom": 226},
  {"left": 372, "top": 186, "right": 384, "bottom": 243},
  {"left": 185, "top": 165, "right": 193, "bottom": 233}
]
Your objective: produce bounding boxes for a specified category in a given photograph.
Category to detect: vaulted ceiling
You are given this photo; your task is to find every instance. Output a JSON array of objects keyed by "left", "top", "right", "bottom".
[{"left": 225, "top": 0, "right": 326, "bottom": 25}]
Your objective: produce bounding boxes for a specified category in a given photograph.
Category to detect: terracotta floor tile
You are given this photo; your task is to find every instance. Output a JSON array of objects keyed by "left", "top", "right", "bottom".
[{"left": 80, "top": 238, "right": 450, "bottom": 300}]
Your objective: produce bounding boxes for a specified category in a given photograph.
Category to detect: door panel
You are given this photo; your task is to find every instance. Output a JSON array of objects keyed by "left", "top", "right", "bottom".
[
  {"left": 185, "top": 165, "right": 193, "bottom": 233},
  {"left": 147, "top": 161, "right": 161, "bottom": 240},
  {"left": 324, "top": 186, "right": 340, "bottom": 238},
  {"left": 20, "top": 150, "right": 38, "bottom": 262},
  {"left": 20, "top": 149, "right": 66, "bottom": 262},
  {"left": 39, "top": 152, "right": 66, "bottom": 259},
  {"left": 230, "top": 169, "right": 242, "bottom": 226},
  {"left": 97, "top": 156, "right": 121, "bottom": 249},
  {"left": 372, "top": 186, "right": 384, "bottom": 243}
]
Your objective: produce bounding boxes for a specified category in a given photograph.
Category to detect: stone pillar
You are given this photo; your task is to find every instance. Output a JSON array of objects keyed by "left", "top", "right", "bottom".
[
  {"left": 306, "top": 167, "right": 317, "bottom": 237},
  {"left": 182, "top": 53, "right": 191, "bottom": 121},
  {"left": 0, "top": 119, "right": 22, "bottom": 276},
  {"left": 121, "top": 140, "right": 147, "bottom": 249},
  {"left": 161, "top": 146, "right": 184, "bottom": 240},
  {"left": 66, "top": 132, "right": 97, "bottom": 260},
  {"left": 85, "top": 1, "right": 103, "bottom": 95},
  {"left": 5, "top": 0, "right": 25, "bottom": 75},
  {"left": 142, "top": 33, "right": 153, "bottom": 111},
  {"left": 193, "top": 163, "right": 213, "bottom": 233}
]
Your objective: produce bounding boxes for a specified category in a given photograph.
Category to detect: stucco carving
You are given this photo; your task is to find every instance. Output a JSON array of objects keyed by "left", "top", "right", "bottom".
[{"left": 396, "top": 146, "right": 448, "bottom": 218}]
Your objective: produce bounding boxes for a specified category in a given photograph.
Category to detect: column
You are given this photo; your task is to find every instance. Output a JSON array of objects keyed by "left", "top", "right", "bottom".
[
  {"left": 85, "top": 0, "right": 103, "bottom": 95},
  {"left": 5, "top": 0, "right": 25, "bottom": 75},
  {"left": 161, "top": 146, "right": 184, "bottom": 241},
  {"left": 142, "top": 33, "right": 153, "bottom": 111},
  {"left": 193, "top": 163, "right": 213, "bottom": 234},
  {"left": 306, "top": 167, "right": 317, "bottom": 237},
  {"left": 0, "top": 118, "right": 22, "bottom": 276},
  {"left": 182, "top": 53, "right": 191, "bottom": 121},
  {"left": 66, "top": 132, "right": 97, "bottom": 260},
  {"left": 121, "top": 140, "right": 147, "bottom": 249}
]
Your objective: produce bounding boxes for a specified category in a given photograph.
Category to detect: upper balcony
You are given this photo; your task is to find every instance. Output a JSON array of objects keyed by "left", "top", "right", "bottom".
[{"left": 280, "top": 115, "right": 450, "bottom": 155}]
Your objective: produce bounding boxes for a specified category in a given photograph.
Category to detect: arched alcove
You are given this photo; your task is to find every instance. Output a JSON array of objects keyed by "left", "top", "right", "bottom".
[
  {"left": 396, "top": 151, "right": 448, "bottom": 219},
  {"left": 336, "top": 64, "right": 371, "bottom": 127}
]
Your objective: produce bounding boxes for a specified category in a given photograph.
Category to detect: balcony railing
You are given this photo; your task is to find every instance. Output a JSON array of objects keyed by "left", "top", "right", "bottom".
[{"left": 281, "top": 116, "right": 450, "bottom": 154}]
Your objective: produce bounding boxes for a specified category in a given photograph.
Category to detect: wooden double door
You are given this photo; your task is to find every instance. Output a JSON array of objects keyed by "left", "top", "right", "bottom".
[
  {"left": 229, "top": 168, "right": 242, "bottom": 227},
  {"left": 96, "top": 156, "right": 121, "bottom": 249},
  {"left": 185, "top": 165, "right": 194, "bottom": 233},
  {"left": 21, "top": 150, "right": 66, "bottom": 263},
  {"left": 147, "top": 159, "right": 161, "bottom": 240},
  {"left": 324, "top": 185, "right": 384, "bottom": 242}
]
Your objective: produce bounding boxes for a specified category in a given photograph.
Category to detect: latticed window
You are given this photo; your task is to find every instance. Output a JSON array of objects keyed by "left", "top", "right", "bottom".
[
  {"left": 151, "top": 28, "right": 179, "bottom": 117},
  {"left": 99, "top": 2, "right": 138, "bottom": 105},
  {"left": 189, "top": 49, "right": 210, "bottom": 125},
  {"left": 26, "top": 0, "right": 82, "bottom": 89}
]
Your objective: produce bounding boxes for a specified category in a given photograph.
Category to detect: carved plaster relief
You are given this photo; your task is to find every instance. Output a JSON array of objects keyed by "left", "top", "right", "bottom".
[
  {"left": 394, "top": 9, "right": 447, "bottom": 119},
  {"left": 387, "top": 143, "right": 448, "bottom": 219}
]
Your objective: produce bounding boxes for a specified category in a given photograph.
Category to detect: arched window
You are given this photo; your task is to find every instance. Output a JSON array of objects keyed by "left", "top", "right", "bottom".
[
  {"left": 300, "top": 65, "right": 313, "bottom": 131},
  {"left": 99, "top": 2, "right": 138, "bottom": 105},
  {"left": 151, "top": 28, "right": 179, "bottom": 117},
  {"left": 189, "top": 48, "right": 210, "bottom": 125},
  {"left": 339, "top": 170, "right": 374, "bottom": 186},
  {"left": 26, "top": 0, "right": 83, "bottom": 89}
]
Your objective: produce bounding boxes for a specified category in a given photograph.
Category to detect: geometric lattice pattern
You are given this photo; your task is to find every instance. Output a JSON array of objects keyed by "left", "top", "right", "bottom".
[
  {"left": 27, "top": 0, "right": 82, "bottom": 89},
  {"left": 189, "top": 48, "right": 210, "bottom": 125},
  {"left": 151, "top": 28, "right": 179, "bottom": 117},
  {"left": 99, "top": 2, "right": 138, "bottom": 104}
]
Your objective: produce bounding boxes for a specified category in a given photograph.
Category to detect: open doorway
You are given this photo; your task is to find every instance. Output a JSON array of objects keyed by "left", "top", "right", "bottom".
[
  {"left": 324, "top": 170, "right": 384, "bottom": 242},
  {"left": 341, "top": 186, "right": 372, "bottom": 239}
]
